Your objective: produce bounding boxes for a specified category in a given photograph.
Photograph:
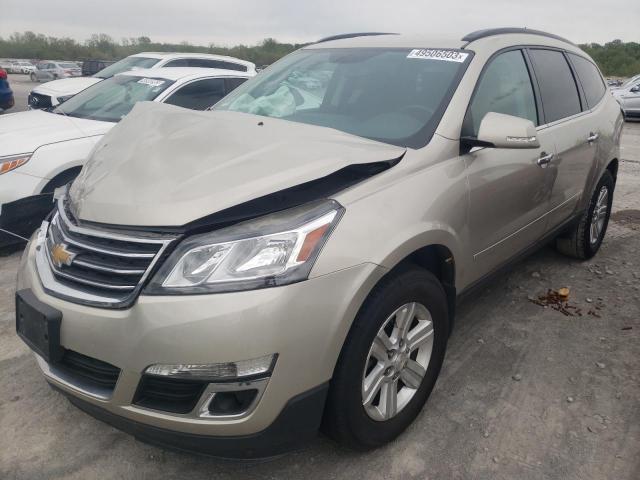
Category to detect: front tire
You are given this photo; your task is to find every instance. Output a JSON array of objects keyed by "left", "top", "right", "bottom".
[
  {"left": 323, "top": 266, "right": 449, "bottom": 450},
  {"left": 556, "top": 170, "right": 614, "bottom": 259}
]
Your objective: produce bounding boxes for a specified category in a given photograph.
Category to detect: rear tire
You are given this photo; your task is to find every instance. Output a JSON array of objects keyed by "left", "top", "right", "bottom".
[
  {"left": 322, "top": 266, "right": 449, "bottom": 450},
  {"left": 556, "top": 170, "right": 614, "bottom": 259}
]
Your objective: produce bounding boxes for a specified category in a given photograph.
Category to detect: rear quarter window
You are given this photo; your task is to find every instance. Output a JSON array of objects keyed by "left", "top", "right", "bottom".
[
  {"left": 529, "top": 49, "right": 582, "bottom": 123},
  {"left": 569, "top": 54, "right": 606, "bottom": 109}
]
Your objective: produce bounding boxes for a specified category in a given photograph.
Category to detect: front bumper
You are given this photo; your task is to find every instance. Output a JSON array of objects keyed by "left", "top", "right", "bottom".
[
  {"left": 17, "top": 236, "right": 385, "bottom": 455},
  {"left": 0, "top": 171, "right": 51, "bottom": 247}
]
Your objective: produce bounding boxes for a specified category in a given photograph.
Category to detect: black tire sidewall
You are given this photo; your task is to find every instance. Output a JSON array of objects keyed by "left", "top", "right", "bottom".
[
  {"left": 325, "top": 267, "right": 449, "bottom": 449},
  {"left": 583, "top": 171, "right": 614, "bottom": 258}
]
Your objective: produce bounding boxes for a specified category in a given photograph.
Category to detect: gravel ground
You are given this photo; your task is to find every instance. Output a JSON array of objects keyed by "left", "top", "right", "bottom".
[{"left": 0, "top": 123, "right": 638, "bottom": 480}]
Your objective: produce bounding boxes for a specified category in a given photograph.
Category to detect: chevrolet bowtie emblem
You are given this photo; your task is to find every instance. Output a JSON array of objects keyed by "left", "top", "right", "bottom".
[{"left": 51, "top": 243, "right": 75, "bottom": 268}]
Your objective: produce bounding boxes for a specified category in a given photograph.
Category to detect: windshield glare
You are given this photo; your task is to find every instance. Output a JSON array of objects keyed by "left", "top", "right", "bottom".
[
  {"left": 53, "top": 75, "right": 173, "bottom": 122},
  {"left": 94, "top": 56, "right": 160, "bottom": 79},
  {"left": 215, "top": 48, "right": 470, "bottom": 148}
]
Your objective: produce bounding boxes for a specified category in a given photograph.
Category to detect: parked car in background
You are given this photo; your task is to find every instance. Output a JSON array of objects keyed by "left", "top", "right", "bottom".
[
  {"left": 14, "top": 29, "right": 622, "bottom": 457},
  {"left": 6, "top": 60, "right": 36, "bottom": 74},
  {"left": 81, "top": 59, "right": 116, "bottom": 76},
  {"left": 28, "top": 52, "right": 256, "bottom": 109},
  {"left": 0, "top": 68, "right": 15, "bottom": 113},
  {"left": 610, "top": 74, "right": 640, "bottom": 91},
  {"left": 14, "top": 60, "right": 37, "bottom": 74},
  {"left": 606, "top": 78, "right": 623, "bottom": 87},
  {"left": 613, "top": 78, "right": 640, "bottom": 120},
  {"left": 30, "top": 61, "right": 82, "bottom": 82},
  {"left": 0, "top": 67, "right": 253, "bottom": 246}
]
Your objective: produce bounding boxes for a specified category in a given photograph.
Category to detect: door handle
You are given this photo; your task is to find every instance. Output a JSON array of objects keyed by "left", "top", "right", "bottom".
[
  {"left": 537, "top": 152, "right": 554, "bottom": 167},
  {"left": 587, "top": 132, "right": 599, "bottom": 143}
]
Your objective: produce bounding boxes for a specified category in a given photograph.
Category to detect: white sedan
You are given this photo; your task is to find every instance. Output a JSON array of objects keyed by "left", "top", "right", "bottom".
[
  {"left": 28, "top": 52, "right": 256, "bottom": 109},
  {"left": 0, "top": 67, "right": 253, "bottom": 246}
]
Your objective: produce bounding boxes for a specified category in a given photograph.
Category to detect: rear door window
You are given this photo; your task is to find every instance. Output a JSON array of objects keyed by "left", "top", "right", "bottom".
[
  {"left": 163, "top": 59, "right": 189, "bottom": 67},
  {"left": 163, "top": 78, "right": 226, "bottom": 110},
  {"left": 568, "top": 54, "right": 606, "bottom": 109},
  {"left": 187, "top": 59, "right": 248, "bottom": 72},
  {"left": 464, "top": 49, "right": 538, "bottom": 136},
  {"left": 529, "top": 49, "right": 582, "bottom": 123}
]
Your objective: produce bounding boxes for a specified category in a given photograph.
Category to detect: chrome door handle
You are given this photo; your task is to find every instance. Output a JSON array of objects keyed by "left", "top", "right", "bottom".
[
  {"left": 587, "top": 132, "right": 599, "bottom": 143},
  {"left": 537, "top": 152, "right": 554, "bottom": 167}
]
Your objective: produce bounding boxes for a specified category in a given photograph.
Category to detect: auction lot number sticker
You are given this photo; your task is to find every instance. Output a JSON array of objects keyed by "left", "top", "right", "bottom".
[{"left": 407, "top": 49, "right": 469, "bottom": 62}]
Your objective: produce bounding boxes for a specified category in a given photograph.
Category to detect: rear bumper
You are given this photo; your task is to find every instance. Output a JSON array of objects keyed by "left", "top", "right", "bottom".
[{"left": 53, "top": 382, "right": 329, "bottom": 458}]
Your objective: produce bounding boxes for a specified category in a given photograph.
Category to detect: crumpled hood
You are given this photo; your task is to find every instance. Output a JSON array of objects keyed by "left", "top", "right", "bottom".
[
  {"left": 32, "top": 76, "right": 102, "bottom": 96},
  {"left": 70, "top": 102, "right": 405, "bottom": 227},
  {"left": 0, "top": 110, "right": 109, "bottom": 155}
]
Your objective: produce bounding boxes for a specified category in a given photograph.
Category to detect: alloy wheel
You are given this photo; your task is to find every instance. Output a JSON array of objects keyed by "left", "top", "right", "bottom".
[
  {"left": 361, "top": 302, "right": 434, "bottom": 421},
  {"left": 590, "top": 186, "right": 609, "bottom": 245}
]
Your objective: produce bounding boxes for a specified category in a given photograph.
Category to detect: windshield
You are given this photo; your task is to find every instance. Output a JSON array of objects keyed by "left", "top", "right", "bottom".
[
  {"left": 94, "top": 56, "right": 160, "bottom": 79},
  {"left": 215, "top": 48, "right": 471, "bottom": 148},
  {"left": 622, "top": 74, "right": 640, "bottom": 88},
  {"left": 53, "top": 75, "right": 173, "bottom": 122}
]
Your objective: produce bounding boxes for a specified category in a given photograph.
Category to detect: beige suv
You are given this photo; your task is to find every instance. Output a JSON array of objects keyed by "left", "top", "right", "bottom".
[{"left": 16, "top": 28, "right": 622, "bottom": 457}]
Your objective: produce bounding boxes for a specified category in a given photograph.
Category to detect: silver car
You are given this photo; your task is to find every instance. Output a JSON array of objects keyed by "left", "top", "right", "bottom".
[
  {"left": 30, "top": 61, "right": 81, "bottom": 82},
  {"left": 613, "top": 77, "right": 640, "bottom": 120},
  {"left": 16, "top": 28, "right": 622, "bottom": 458}
]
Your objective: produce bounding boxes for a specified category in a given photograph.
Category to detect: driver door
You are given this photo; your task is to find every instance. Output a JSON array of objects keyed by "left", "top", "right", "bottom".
[{"left": 461, "top": 49, "right": 556, "bottom": 279}]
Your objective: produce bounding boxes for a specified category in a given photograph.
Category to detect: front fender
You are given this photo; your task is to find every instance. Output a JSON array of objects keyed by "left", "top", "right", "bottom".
[{"left": 20, "top": 134, "right": 104, "bottom": 182}]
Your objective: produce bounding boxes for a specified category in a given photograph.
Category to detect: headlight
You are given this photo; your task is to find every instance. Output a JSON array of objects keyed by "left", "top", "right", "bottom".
[
  {"left": 0, "top": 153, "right": 32, "bottom": 175},
  {"left": 145, "top": 199, "right": 344, "bottom": 294},
  {"left": 57, "top": 94, "right": 74, "bottom": 104}
]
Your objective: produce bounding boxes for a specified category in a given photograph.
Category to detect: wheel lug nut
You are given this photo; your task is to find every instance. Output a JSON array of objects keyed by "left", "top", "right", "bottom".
[{"left": 385, "top": 367, "right": 394, "bottom": 376}]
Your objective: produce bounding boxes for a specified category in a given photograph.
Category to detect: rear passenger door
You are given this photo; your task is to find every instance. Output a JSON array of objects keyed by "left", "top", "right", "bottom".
[
  {"left": 462, "top": 49, "right": 556, "bottom": 275},
  {"left": 162, "top": 78, "right": 228, "bottom": 110},
  {"left": 528, "top": 49, "right": 598, "bottom": 230}
]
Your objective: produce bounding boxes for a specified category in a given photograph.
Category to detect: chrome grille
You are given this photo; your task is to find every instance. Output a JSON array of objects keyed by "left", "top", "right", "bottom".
[{"left": 36, "top": 197, "right": 176, "bottom": 308}]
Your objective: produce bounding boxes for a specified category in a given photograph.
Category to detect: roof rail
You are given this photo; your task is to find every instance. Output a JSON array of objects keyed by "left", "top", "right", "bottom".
[
  {"left": 461, "top": 28, "right": 574, "bottom": 46},
  {"left": 316, "top": 32, "right": 397, "bottom": 44}
]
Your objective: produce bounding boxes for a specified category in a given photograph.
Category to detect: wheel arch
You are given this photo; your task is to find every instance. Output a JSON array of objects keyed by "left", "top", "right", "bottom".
[
  {"left": 40, "top": 166, "right": 82, "bottom": 193},
  {"left": 605, "top": 158, "right": 618, "bottom": 183},
  {"left": 390, "top": 244, "right": 457, "bottom": 333}
]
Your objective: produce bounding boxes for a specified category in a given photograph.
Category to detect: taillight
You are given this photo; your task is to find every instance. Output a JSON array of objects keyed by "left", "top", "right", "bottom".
[{"left": 0, "top": 69, "right": 7, "bottom": 79}]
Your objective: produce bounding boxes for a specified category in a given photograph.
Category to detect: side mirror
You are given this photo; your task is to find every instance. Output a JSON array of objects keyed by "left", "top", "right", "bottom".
[
  {"left": 462, "top": 112, "right": 540, "bottom": 149},
  {"left": 631, "top": 85, "right": 640, "bottom": 93}
]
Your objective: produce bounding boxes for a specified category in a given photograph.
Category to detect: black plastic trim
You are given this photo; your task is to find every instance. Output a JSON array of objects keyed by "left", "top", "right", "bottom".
[
  {"left": 0, "top": 193, "right": 55, "bottom": 246},
  {"left": 458, "top": 212, "right": 582, "bottom": 301},
  {"left": 181, "top": 158, "right": 403, "bottom": 235},
  {"left": 54, "top": 382, "right": 330, "bottom": 458},
  {"left": 462, "top": 28, "right": 575, "bottom": 46},
  {"left": 316, "top": 32, "right": 397, "bottom": 43}
]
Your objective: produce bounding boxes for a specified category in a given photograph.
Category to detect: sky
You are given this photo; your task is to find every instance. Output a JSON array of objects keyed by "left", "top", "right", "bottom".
[{"left": 1, "top": 0, "right": 638, "bottom": 46}]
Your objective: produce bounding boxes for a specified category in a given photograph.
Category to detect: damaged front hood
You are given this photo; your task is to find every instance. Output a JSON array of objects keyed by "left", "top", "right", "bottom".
[{"left": 70, "top": 102, "right": 405, "bottom": 227}]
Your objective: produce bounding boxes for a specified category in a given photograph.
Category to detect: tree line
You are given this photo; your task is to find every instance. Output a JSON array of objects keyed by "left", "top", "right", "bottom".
[
  {"left": 0, "top": 32, "right": 305, "bottom": 68},
  {"left": 1, "top": 32, "right": 639, "bottom": 76}
]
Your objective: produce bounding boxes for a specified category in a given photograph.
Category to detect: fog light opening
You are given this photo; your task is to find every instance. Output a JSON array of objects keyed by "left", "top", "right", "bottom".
[{"left": 209, "top": 389, "right": 259, "bottom": 416}]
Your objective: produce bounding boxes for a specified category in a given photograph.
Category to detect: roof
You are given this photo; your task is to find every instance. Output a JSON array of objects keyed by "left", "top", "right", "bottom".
[
  {"left": 115, "top": 67, "right": 254, "bottom": 82},
  {"left": 306, "top": 29, "right": 578, "bottom": 52},
  {"left": 129, "top": 51, "right": 255, "bottom": 68},
  {"left": 307, "top": 34, "right": 464, "bottom": 50}
]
